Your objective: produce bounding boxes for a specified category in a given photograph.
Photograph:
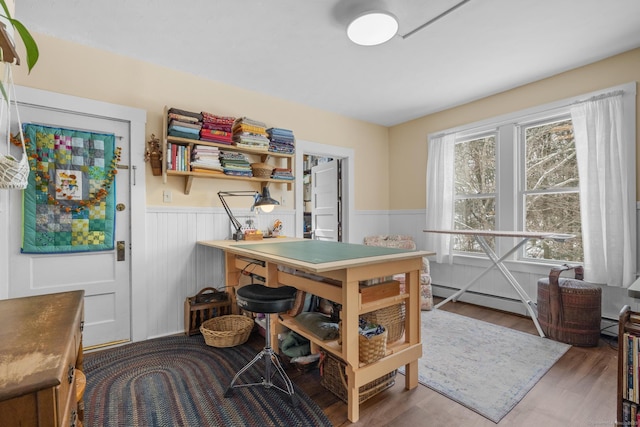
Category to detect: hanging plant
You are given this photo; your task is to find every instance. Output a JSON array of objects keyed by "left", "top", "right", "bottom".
[{"left": 0, "top": 0, "right": 38, "bottom": 72}]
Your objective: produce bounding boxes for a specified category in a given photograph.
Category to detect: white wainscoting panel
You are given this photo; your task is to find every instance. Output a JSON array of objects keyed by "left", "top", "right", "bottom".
[{"left": 145, "top": 206, "right": 295, "bottom": 339}]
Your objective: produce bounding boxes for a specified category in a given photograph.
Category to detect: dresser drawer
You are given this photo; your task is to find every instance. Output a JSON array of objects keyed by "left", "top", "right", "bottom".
[{"left": 57, "top": 328, "right": 80, "bottom": 426}]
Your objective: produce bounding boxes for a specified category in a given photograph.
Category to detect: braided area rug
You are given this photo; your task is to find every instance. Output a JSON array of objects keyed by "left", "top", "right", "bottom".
[{"left": 83, "top": 334, "right": 331, "bottom": 427}]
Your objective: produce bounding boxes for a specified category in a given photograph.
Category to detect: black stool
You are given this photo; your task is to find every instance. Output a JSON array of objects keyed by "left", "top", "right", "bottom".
[{"left": 224, "top": 284, "right": 299, "bottom": 406}]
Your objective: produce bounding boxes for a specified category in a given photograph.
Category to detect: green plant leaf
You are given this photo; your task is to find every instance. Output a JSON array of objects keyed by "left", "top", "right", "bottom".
[
  {"left": 10, "top": 19, "right": 38, "bottom": 72},
  {"left": 0, "top": 0, "right": 11, "bottom": 20}
]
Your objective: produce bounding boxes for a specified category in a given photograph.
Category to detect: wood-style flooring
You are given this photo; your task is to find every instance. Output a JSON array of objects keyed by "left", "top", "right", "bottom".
[{"left": 277, "top": 298, "right": 619, "bottom": 427}]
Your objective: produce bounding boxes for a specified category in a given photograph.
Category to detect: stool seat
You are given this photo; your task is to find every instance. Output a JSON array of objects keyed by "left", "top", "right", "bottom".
[{"left": 236, "top": 284, "right": 297, "bottom": 313}]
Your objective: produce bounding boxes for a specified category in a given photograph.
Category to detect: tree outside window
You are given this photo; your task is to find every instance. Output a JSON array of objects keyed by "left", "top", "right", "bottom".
[
  {"left": 522, "top": 119, "right": 583, "bottom": 261},
  {"left": 452, "top": 117, "right": 583, "bottom": 262},
  {"left": 454, "top": 135, "right": 496, "bottom": 253}
]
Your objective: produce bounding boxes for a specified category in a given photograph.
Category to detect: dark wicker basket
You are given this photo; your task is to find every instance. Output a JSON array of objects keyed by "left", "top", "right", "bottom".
[
  {"left": 537, "top": 265, "right": 602, "bottom": 347},
  {"left": 320, "top": 352, "right": 396, "bottom": 404}
]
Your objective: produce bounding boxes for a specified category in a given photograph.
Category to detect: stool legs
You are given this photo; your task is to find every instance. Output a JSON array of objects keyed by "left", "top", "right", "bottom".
[{"left": 224, "top": 313, "right": 298, "bottom": 407}]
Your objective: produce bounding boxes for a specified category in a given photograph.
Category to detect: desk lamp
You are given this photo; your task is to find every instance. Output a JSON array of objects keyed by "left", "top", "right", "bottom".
[{"left": 218, "top": 187, "right": 279, "bottom": 241}]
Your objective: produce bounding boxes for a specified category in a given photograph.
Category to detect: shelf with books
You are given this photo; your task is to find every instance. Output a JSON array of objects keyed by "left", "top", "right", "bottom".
[
  {"left": 618, "top": 305, "right": 640, "bottom": 426},
  {"left": 161, "top": 107, "right": 295, "bottom": 194}
]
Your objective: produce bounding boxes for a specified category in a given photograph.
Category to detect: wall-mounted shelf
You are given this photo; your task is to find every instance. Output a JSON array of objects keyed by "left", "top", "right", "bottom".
[{"left": 161, "top": 106, "right": 294, "bottom": 194}]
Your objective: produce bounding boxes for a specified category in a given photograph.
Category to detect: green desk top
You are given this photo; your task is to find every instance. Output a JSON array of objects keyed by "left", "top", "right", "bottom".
[{"left": 234, "top": 240, "right": 415, "bottom": 264}]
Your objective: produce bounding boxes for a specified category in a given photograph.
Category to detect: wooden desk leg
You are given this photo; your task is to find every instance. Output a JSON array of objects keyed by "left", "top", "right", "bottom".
[
  {"left": 405, "top": 360, "right": 419, "bottom": 389},
  {"left": 343, "top": 276, "right": 360, "bottom": 422},
  {"left": 224, "top": 253, "right": 241, "bottom": 314},
  {"left": 405, "top": 267, "right": 420, "bottom": 389},
  {"left": 346, "top": 364, "right": 359, "bottom": 422}
]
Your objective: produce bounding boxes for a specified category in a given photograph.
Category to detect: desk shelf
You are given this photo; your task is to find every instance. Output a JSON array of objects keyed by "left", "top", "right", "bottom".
[{"left": 279, "top": 314, "right": 416, "bottom": 369}]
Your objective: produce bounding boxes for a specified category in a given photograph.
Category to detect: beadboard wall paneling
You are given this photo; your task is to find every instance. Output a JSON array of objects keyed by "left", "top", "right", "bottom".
[{"left": 145, "top": 206, "right": 296, "bottom": 339}]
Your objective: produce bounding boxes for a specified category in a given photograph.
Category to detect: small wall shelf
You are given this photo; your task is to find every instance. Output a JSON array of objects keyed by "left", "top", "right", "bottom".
[{"left": 161, "top": 106, "right": 294, "bottom": 194}]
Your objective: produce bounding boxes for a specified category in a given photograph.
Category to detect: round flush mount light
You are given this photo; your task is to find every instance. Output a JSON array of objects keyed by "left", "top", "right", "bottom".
[{"left": 347, "top": 11, "right": 398, "bottom": 46}]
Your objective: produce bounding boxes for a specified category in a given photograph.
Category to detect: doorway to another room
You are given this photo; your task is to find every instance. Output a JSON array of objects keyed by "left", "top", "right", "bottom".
[
  {"left": 295, "top": 140, "right": 354, "bottom": 243},
  {"left": 303, "top": 155, "right": 341, "bottom": 241}
]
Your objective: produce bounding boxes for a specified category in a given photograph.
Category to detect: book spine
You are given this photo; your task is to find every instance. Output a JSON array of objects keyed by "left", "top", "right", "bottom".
[{"left": 630, "top": 334, "right": 635, "bottom": 402}]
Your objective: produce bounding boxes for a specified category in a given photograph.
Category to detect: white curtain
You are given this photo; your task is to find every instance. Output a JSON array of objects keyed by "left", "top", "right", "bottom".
[
  {"left": 571, "top": 91, "right": 636, "bottom": 287},
  {"left": 425, "top": 133, "right": 456, "bottom": 263}
]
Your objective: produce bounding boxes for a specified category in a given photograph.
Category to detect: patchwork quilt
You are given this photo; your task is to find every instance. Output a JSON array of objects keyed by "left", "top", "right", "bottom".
[{"left": 21, "top": 124, "right": 118, "bottom": 253}]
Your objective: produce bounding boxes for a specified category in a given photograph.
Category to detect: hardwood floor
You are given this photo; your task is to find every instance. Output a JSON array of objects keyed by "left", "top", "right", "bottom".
[{"left": 279, "top": 298, "right": 619, "bottom": 426}]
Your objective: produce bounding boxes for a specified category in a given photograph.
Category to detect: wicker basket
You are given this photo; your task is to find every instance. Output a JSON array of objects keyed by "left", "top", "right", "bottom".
[
  {"left": 536, "top": 265, "right": 601, "bottom": 347},
  {"left": 359, "top": 329, "right": 387, "bottom": 364},
  {"left": 361, "top": 303, "right": 405, "bottom": 344},
  {"left": 337, "top": 322, "right": 388, "bottom": 364},
  {"left": 320, "top": 352, "right": 396, "bottom": 404},
  {"left": 251, "top": 162, "right": 273, "bottom": 178},
  {"left": 200, "top": 315, "right": 254, "bottom": 348}
]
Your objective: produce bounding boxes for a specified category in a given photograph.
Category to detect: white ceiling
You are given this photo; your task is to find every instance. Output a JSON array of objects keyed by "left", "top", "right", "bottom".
[{"left": 14, "top": 0, "right": 640, "bottom": 127}]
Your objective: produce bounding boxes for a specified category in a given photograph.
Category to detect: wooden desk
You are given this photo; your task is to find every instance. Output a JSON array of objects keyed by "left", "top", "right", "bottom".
[
  {"left": 0, "top": 290, "right": 85, "bottom": 427},
  {"left": 424, "top": 229, "right": 574, "bottom": 336},
  {"left": 198, "top": 239, "right": 433, "bottom": 422}
]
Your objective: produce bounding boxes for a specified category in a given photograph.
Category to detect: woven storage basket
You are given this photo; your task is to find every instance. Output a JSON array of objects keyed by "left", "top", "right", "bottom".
[
  {"left": 337, "top": 323, "right": 388, "bottom": 364},
  {"left": 361, "top": 303, "right": 405, "bottom": 344},
  {"left": 320, "top": 352, "right": 396, "bottom": 404},
  {"left": 536, "top": 265, "right": 601, "bottom": 347},
  {"left": 250, "top": 162, "right": 273, "bottom": 178},
  {"left": 200, "top": 315, "right": 254, "bottom": 348},
  {"left": 359, "top": 329, "right": 387, "bottom": 364}
]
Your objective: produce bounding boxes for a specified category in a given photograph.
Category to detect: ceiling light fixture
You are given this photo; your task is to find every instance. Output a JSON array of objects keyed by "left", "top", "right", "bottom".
[{"left": 347, "top": 11, "right": 398, "bottom": 46}]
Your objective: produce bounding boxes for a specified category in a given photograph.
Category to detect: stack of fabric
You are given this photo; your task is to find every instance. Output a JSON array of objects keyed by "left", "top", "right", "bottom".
[
  {"left": 200, "top": 112, "right": 235, "bottom": 145},
  {"left": 190, "top": 145, "right": 223, "bottom": 174},
  {"left": 219, "top": 150, "right": 252, "bottom": 177},
  {"left": 167, "top": 108, "right": 202, "bottom": 140},
  {"left": 271, "top": 167, "right": 294, "bottom": 180},
  {"left": 232, "top": 117, "right": 270, "bottom": 151},
  {"left": 267, "top": 127, "right": 295, "bottom": 154}
]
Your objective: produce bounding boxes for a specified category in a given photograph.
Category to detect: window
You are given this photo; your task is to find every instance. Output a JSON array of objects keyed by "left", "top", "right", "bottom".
[
  {"left": 454, "top": 134, "right": 496, "bottom": 253},
  {"left": 452, "top": 115, "right": 583, "bottom": 262},
  {"left": 521, "top": 118, "right": 582, "bottom": 262}
]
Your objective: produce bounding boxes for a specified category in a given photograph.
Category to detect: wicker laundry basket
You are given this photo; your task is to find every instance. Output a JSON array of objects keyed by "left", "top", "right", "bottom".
[{"left": 537, "top": 265, "right": 602, "bottom": 347}]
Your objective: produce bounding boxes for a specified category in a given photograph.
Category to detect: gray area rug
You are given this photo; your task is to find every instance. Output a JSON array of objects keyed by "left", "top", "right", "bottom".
[{"left": 406, "top": 309, "right": 571, "bottom": 423}]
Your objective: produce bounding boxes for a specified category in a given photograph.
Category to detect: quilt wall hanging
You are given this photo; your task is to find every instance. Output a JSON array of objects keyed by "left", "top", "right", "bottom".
[{"left": 21, "top": 124, "right": 121, "bottom": 253}]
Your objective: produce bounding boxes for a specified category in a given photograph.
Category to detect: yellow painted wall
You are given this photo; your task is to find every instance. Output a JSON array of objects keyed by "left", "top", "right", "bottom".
[
  {"left": 9, "top": 32, "right": 638, "bottom": 213},
  {"left": 12, "top": 34, "right": 390, "bottom": 210},
  {"left": 389, "top": 48, "right": 640, "bottom": 209}
]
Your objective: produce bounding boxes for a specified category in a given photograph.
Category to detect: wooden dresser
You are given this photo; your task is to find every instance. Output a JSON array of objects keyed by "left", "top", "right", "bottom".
[{"left": 0, "top": 291, "right": 85, "bottom": 427}]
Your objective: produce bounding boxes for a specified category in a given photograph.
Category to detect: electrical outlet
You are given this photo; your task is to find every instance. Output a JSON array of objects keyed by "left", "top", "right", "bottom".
[{"left": 163, "top": 190, "right": 172, "bottom": 203}]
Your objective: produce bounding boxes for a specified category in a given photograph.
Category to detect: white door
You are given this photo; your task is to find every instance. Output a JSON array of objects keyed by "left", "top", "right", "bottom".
[
  {"left": 7, "top": 104, "right": 131, "bottom": 349},
  {"left": 312, "top": 159, "right": 339, "bottom": 241}
]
